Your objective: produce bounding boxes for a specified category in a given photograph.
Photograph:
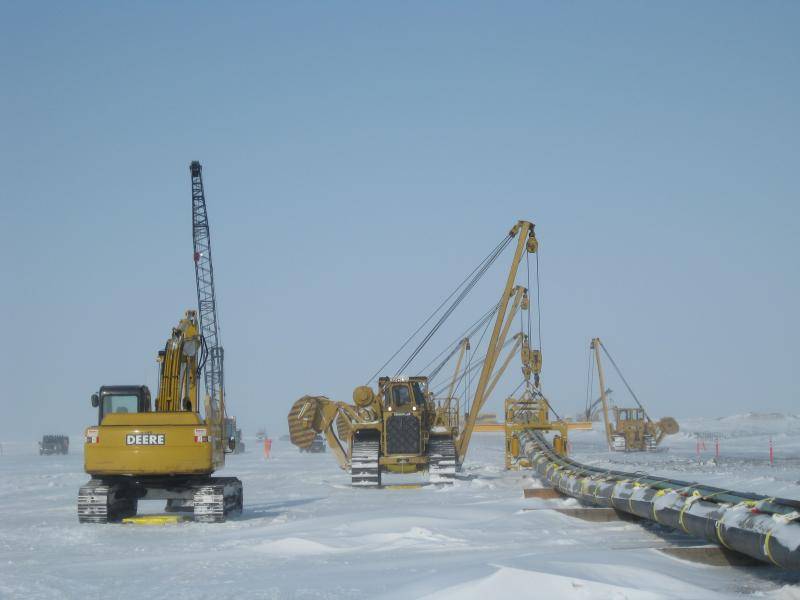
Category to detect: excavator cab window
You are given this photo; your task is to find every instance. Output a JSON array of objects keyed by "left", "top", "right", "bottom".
[
  {"left": 97, "top": 388, "right": 151, "bottom": 424},
  {"left": 100, "top": 395, "right": 138, "bottom": 421}
]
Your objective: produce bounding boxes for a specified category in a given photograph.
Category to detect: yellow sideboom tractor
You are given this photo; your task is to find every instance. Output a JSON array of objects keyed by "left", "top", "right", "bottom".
[
  {"left": 590, "top": 337, "right": 679, "bottom": 452},
  {"left": 289, "top": 220, "right": 566, "bottom": 485}
]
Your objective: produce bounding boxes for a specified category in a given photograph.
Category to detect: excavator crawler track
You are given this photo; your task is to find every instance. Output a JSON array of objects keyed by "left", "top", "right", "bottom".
[
  {"left": 193, "top": 477, "right": 243, "bottom": 523},
  {"left": 78, "top": 477, "right": 243, "bottom": 523},
  {"left": 77, "top": 478, "right": 137, "bottom": 523},
  {"left": 351, "top": 439, "right": 381, "bottom": 487}
]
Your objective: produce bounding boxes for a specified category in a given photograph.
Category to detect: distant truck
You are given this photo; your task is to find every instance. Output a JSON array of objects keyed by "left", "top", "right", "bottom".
[
  {"left": 300, "top": 434, "right": 326, "bottom": 454},
  {"left": 40, "top": 435, "right": 69, "bottom": 455}
]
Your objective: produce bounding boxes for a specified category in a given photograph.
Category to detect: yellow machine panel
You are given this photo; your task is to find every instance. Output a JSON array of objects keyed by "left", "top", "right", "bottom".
[{"left": 85, "top": 412, "right": 213, "bottom": 476}]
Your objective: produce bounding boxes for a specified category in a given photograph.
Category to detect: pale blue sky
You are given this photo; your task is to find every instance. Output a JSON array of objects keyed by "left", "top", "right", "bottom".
[{"left": 1, "top": 2, "right": 798, "bottom": 439}]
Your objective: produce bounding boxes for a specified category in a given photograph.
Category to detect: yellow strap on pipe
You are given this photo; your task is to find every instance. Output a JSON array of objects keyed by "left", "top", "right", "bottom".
[
  {"left": 715, "top": 513, "right": 733, "bottom": 550},
  {"left": 678, "top": 491, "right": 702, "bottom": 533},
  {"left": 629, "top": 485, "right": 648, "bottom": 513},
  {"left": 764, "top": 529, "right": 781, "bottom": 567}
]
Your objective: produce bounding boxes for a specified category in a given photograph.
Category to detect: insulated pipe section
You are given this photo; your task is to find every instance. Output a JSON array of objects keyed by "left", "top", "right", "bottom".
[{"left": 519, "top": 431, "right": 800, "bottom": 569}]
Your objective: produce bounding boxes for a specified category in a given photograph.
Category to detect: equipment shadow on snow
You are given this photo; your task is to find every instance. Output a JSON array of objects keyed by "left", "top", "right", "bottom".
[
  {"left": 452, "top": 473, "right": 487, "bottom": 481},
  {"left": 239, "top": 496, "right": 324, "bottom": 520}
]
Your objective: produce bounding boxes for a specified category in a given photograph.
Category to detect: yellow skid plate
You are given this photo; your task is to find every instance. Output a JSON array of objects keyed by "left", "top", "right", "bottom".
[{"left": 122, "top": 515, "right": 187, "bottom": 525}]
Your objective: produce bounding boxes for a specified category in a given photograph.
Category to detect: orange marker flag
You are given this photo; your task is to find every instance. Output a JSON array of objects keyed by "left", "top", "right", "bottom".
[{"left": 263, "top": 438, "right": 272, "bottom": 459}]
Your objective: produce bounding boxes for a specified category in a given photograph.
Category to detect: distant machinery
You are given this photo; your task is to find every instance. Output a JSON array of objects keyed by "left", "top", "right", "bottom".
[
  {"left": 582, "top": 388, "right": 613, "bottom": 422},
  {"left": 299, "top": 434, "right": 326, "bottom": 454},
  {"left": 225, "top": 417, "right": 245, "bottom": 454},
  {"left": 589, "top": 337, "right": 679, "bottom": 452},
  {"left": 40, "top": 435, "right": 69, "bottom": 455}
]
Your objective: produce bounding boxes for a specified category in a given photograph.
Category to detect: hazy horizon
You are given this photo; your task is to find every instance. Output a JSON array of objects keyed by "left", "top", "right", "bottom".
[{"left": 1, "top": 3, "right": 797, "bottom": 441}]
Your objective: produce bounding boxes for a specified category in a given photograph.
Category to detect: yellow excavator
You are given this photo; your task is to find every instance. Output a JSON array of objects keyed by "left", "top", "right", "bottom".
[
  {"left": 590, "top": 337, "right": 679, "bottom": 451},
  {"left": 80, "top": 311, "right": 242, "bottom": 522},
  {"left": 289, "top": 220, "right": 545, "bottom": 485},
  {"left": 78, "top": 161, "right": 242, "bottom": 523}
]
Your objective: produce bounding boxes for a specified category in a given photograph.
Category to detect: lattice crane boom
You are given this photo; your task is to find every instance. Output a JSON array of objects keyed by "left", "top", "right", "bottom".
[{"left": 190, "top": 161, "right": 224, "bottom": 415}]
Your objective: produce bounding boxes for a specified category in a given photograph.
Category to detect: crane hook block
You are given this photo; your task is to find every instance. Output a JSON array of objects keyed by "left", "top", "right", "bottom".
[
  {"left": 526, "top": 233, "right": 538, "bottom": 253},
  {"left": 531, "top": 349, "right": 542, "bottom": 374}
]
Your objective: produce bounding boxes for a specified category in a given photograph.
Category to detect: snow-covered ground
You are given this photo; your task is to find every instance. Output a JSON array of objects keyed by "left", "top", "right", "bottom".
[{"left": 2, "top": 415, "right": 800, "bottom": 599}]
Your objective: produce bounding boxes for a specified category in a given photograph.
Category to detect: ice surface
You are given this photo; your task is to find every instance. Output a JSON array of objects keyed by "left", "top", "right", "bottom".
[{"left": 1, "top": 417, "right": 800, "bottom": 599}]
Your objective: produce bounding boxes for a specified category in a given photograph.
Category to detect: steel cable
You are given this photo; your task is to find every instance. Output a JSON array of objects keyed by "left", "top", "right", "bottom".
[
  {"left": 366, "top": 233, "right": 512, "bottom": 384},
  {"left": 393, "top": 235, "right": 513, "bottom": 377}
]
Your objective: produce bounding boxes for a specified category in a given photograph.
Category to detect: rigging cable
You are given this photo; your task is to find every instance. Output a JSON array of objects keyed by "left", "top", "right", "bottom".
[
  {"left": 598, "top": 341, "right": 653, "bottom": 423},
  {"left": 535, "top": 250, "right": 542, "bottom": 351},
  {"left": 427, "top": 342, "right": 464, "bottom": 384},
  {"left": 423, "top": 302, "right": 499, "bottom": 382},
  {"left": 366, "top": 233, "right": 512, "bottom": 384},
  {"left": 526, "top": 252, "right": 532, "bottom": 342},
  {"left": 508, "top": 379, "right": 526, "bottom": 399},
  {"left": 542, "top": 392, "right": 562, "bottom": 422},
  {"left": 197, "top": 335, "right": 209, "bottom": 379},
  {"left": 432, "top": 334, "right": 516, "bottom": 397},
  {"left": 393, "top": 234, "right": 513, "bottom": 377},
  {"left": 465, "top": 338, "right": 471, "bottom": 422}
]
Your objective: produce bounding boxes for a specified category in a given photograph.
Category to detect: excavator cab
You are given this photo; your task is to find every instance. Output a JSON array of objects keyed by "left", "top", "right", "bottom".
[{"left": 91, "top": 385, "right": 151, "bottom": 425}]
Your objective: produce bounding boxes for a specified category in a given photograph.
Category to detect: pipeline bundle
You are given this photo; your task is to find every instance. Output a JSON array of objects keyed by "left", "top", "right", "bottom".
[{"left": 520, "top": 430, "right": 800, "bottom": 569}]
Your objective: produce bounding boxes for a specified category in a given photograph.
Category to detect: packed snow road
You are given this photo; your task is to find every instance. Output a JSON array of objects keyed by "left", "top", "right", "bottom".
[{"left": 1, "top": 427, "right": 799, "bottom": 599}]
